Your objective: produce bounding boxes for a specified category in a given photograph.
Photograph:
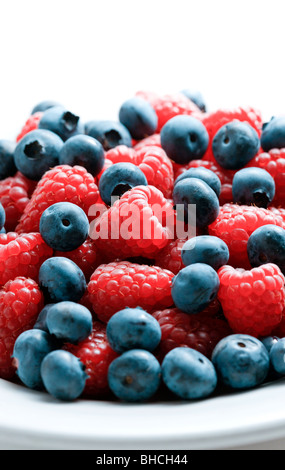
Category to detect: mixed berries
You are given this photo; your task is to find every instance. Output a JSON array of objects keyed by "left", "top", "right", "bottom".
[{"left": 0, "top": 90, "right": 284, "bottom": 403}]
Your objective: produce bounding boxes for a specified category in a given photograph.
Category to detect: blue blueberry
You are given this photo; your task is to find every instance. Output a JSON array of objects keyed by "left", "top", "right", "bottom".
[
  {"left": 46, "top": 301, "right": 92, "bottom": 344},
  {"left": 269, "top": 338, "right": 285, "bottom": 375},
  {"left": 0, "top": 140, "right": 16, "bottom": 180},
  {"left": 85, "top": 120, "right": 132, "bottom": 151},
  {"left": 59, "top": 134, "right": 105, "bottom": 176},
  {"left": 211, "top": 334, "right": 270, "bottom": 389},
  {"left": 173, "top": 178, "right": 220, "bottom": 228},
  {"left": 0, "top": 203, "right": 5, "bottom": 231},
  {"left": 33, "top": 304, "right": 55, "bottom": 332},
  {"left": 38, "top": 106, "right": 84, "bottom": 142},
  {"left": 39, "top": 257, "right": 87, "bottom": 303},
  {"left": 247, "top": 224, "right": 285, "bottom": 274},
  {"left": 108, "top": 349, "right": 161, "bottom": 402},
  {"left": 106, "top": 307, "right": 161, "bottom": 353},
  {"left": 119, "top": 97, "right": 158, "bottom": 140},
  {"left": 212, "top": 121, "right": 260, "bottom": 170},
  {"left": 14, "top": 129, "right": 63, "bottom": 181},
  {"left": 99, "top": 162, "right": 148, "bottom": 206},
  {"left": 175, "top": 167, "right": 221, "bottom": 197},
  {"left": 160, "top": 115, "right": 209, "bottom": 164},
  {"left": 260, "top": 335, "right": 280, "bottom": 354},
  {"left": 180, "top": 89, "right": 207, "bottom": 112},
  {"left": 12, "top": 329, "right": 59, "bottom": 390},
  {"left": 261, "top": 116, "right": 285, "bottom": 151},
  {"left": 161, "top": 347, "right": 217, "bottom": 399},
  {"left": 232, "top": 167, "right": 275, "bottom": 208},
  {"left": 39, "top": 202, "right": 89, "bottom": 252},
  {"left": 31, "top": 100, "right": 62, "bottom": 115},
  {"left": 171, "top": 263, "right": 220, "bottom": 314},
  {"left": 181, "top": 235, "right": 229, "bottom": 270},
  {"left": 40, "top": 350, "right": 88, "bottom": 401}
]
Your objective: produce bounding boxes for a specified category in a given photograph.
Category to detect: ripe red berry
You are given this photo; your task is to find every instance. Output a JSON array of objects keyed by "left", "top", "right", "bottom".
[
  {"left": 16, "top": 112, "right": 43, "bottom": 142},
  {"left": 0, "top": 173, "right": 30, "bottom": 231}
]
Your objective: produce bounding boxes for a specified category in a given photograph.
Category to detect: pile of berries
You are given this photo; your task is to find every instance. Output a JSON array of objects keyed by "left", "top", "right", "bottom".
[{"left": 0, "top": 91, "right": 284, "bottom": 403}]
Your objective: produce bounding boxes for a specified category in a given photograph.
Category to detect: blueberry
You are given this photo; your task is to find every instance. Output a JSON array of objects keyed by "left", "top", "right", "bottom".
[
  {"left": 247, "top": 224, "right": 285, "bottom": 274},
  {"left": 14, "top": 129, "right": 63, "bottom": 181},
  {"left": 12, "top": 329, "right": 59, "bottom": 390},
  {"left": 0, "top": 140, "right": 17, "bottom": 180},
  {"left": 212, "top": 121, "right": 260, "bottom": 170},
  {"left": 173, "top": 178, "right": 220, "bottom": 228},
  {"left": 269, "top": 338, "right": 285, "bottom": 375},
  {"left": 40, "top": 350, "right": 88, "bottom": 401},
  {"left": 161, "top": 347, "right": 217, "bottom": 399},
  {"left": 39, "top": 202, "right": 89, "bottom": 252},
  {"left": 181, "top": 235, "right": 229, "bottom": 270},
  {"left": 180, "top": 89, "right": 207, "bottom": 112},
  {"left": 171, "top": 263, "right": 220, "bottom": 314},
  {"left": 160, "top": 115, "right": 209, "bottom": 164},
  {"left": 232, "top": 167, "right": 275, "bottom": 208},
  {"left": 106, "top": 307, "right": 161, "bottom": 353},
  {"left": 108, "top": 349, "right": 161, "bottom": 402},
  {"left": 85, "top": 120, "right": 132, "bottom": 151},
  {"left": 46, "top": 301, "right": 92, "bottom": 344},
  {"left": 119, "top": 97, "right": 158, "bottom": 140},
  {"left": 99, "top": 162, "right": 148, "bottom": 206},
  {"left": 31, "top": 100, "right": 62, "bottom": 115},
  {"left": 39, "top": 257, "right": 87, "bottom": 303},
  {"left": 38, "top": 106, "right": 84, "bottom": 142},
  {"left": 33, "top": 304, "right": 55, "bottom": 332},
  {"left": 261, "top": 116, "right": 285, "bottom": 151},
  {"left": 0, "top": 202, "right": 5, "bottom": 231},
  {"left": 260, "top": 336, "right": 280, "bottom": 354},
  {"left": 59, "top": 134, "right": 105, "bottom": 177},
  {"left": 211, "top": 334, "right": 270, "bottom": 389},
  {"left": 175, "top": 167, "right": 221, "bottom": 197}
]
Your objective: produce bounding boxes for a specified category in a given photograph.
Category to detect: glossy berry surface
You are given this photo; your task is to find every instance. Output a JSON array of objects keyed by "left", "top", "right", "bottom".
[
  {"left": 175, "top": 166, "right": 221, "bottom": 197},
  {"left": 181, "top": 235, "right": 229, "bottom": 270},
  {"left": 59, "top": 135, "right": 105, "bottom": 177},
  {"left": 86, "top": 120, "right": 132, "bottom": 150},
  {"left": 261, "top": 116, "right": 285, "bottom": 151},
  {"left": 119, "top": 97, "right": 158, "bottom": 140},
  {"left": 0, "top": 140, "right": 16, "bottom": 180},
  {"left": 38, "top": 106, "right": 84, "bottom": 142},
  {"left": 232, "top": 167, "right": 275, "bottom": 208},
  {"left": 31, "top": 100, "right": 62, "bottom": 115},
  {"left": 269, "top": 338, "right": 285, "bottom": 375},
  {"left": 247, "top": 224, "right": 285, "bottom": 274}
]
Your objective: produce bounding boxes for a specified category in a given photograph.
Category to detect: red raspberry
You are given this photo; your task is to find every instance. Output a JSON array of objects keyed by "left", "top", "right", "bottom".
[
  {"left": 208, "top": 203, "right": 285, "bottom": 269},
  {"left": 15, "top": 165, "right": 100, "bottom": 233},
  {"left": 151, "top": 93, "right": 202, "bottom": 132},
  {"left": 16, "top": 112, "right": 43, "bottom": 142},
  {"left": 0, "top": 276, "right": 44, "bottom": 379},
  {"left": 218, "top": 264, "right": 285, "bottom": 337},
  {"left": 64, "top": 321, "right": 118, "bottom": 397},
  {"left": 154, "top": 238, "right": 186, "bottom": 274},
  {"left": 152, "top": 306, "right": 232, "bottom": 362},
  {"left": 105, "top": 145, "right": 139, "bottom": 165},
  {"left": 133, "top": 133, "right": 161, "bottom": 151},
  {"left": 269, "top": 207, "right": 285, "bottom": 224},
  {"left": 87, "top": 261, "right": 174, "bottom": 323},
  {"left": 135, "top": 90, "right": 160, "bottom": 105},
  {"left": 91, "top": 185, "right": 176, "bottom": 259},
  {"left": 0, "top": 232, "right": 53, "bottom": 286},
  {"left": 0, "top": 173, "right": 30, "bottom": 232},
  {"left": 246, "top": 149, "right": 285, "bottom": 207}
]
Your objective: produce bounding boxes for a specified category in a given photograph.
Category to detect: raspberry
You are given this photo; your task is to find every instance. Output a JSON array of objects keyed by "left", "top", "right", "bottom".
[
  {"left": 0, "top": 277, "right": 44, "bottom": 379},
  {"left": 135, "top": 90, "right": 160, "bottom": 105},
  {"left": 15, "top": 165, "right": 100, "bottom": 233},
  {"left": 0, "top": 232, "right": 53, "bottom": 286},
  {"left": 16, "top": 112, "right": 43, "bottom": 142},
  {"left": 91, "top": 185, "right": 176, "bottom": 259},
  {"left": 133, "top": 133, "right": 161, "bottom": 151},
  {"left": 269, "top": 207, "right": 285, "bottom": 224},
  {"left": 64, "top": 321, "right": 118, "bottom": 397},
  {"left": 218, "top": 264, "right": 285, "bottom": 337},
  {"left": 151, "top": 93, "right": 201, "bottom": 132},
  {"left": 87, "top": 261, "right": 174, "bottom": 323},
  {"left": 152, "top": 306, "right": 232, "bottom": 361},
  {"left": 0, "top": 173, "right": 30, "bottom": 232},
  {"left": 154, "top": 238, "right": 186, "bottom": 274},
  {"left": 208, "top": 203, "right": 285, "bottom": 269}
]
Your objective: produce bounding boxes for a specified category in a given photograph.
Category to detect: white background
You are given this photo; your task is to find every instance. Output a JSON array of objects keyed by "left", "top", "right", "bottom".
[{"left": 0, "top": 0, "right": 284, "bottom": 139}]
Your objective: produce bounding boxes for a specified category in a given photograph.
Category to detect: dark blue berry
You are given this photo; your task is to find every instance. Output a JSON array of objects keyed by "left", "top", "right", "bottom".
[
  {"left": 161, "top": 347, "right": 217, "bottom": 399},
  {"left": 212, "top": 121, "right": 260, "bottom": 170},
  {"left": 0, "top": 140, "right": 16, "bottom": 180},
  {"left": 38, "top": 106, "right": 84, "bottom": 142},
  {"left": 0, "top": 202, "right": 5, "bottom": 231},
  {"left": 85, "top": 120, "right": 132, "bottom": 151},
  {"left": 33, "top": 304, "right": 55, "bottom": 332},
  {"left": 269, "top": 338, "right": 285, "bottom": 375},
  {"left": 175, "top": 167, "right": 221, "bottom": 197},
  {"left": 108, "top": 349, "right": 161, "bottom": 402},
  {"left": 99, "top": 162, "right": 148, "bottom": 206},
  {"left": 39, "top": 257, "right": 87, "bottom": 303},
  {"left": 173, "top": 178, "right": 220, "bottom": 228},
  {"left": 260, "top": 116, "right": 285, "bottom": 151},
  {"left": 59, "top": 134, "right": 105, "bottom": 176},
  {"left": 39, "top": 202, "right": 89, "bottom": 252},
  {"left": 232, "top": 167, "right": 275, "bottom": 208},
  {"left": 14, "top": 129, "right": 63, "bottom": 180},
  {"left": 260, "top": 335, "right": 280, "bottom": 354},
  {"left": 180, "top": 89, "right": 207, "bottom": 112},
  {"left": 171, "top": 263, "right": 220, "bottom": 314},
  {"left": 106, "top": 307, "right": 161, "bottom": 354},
  {"left": 160, "top": 115, "right": 209, "bottom": 164},
  {"left": 247, "top": 224, "right": 285, "bottom": 274},
  {"left": 119, "top": 97, "right": 158, "bottom": 140},
  {"left": 46, "top": 301, "right": 92, "bottom": 344},
  {"left": 40, "top": 350, "right": 88, "bottom": 401},
  {"left": 31, "top": 100, "right": 62, "bottom": 115},
  {"left": 181, "top": 235, "right": 229, "bottom": 270},
  {"left": 12, "top": 329, "right": 59, "bottom": 390},
  {"left": 211, "top": 334, "right": 270, "bottom": 389}
]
